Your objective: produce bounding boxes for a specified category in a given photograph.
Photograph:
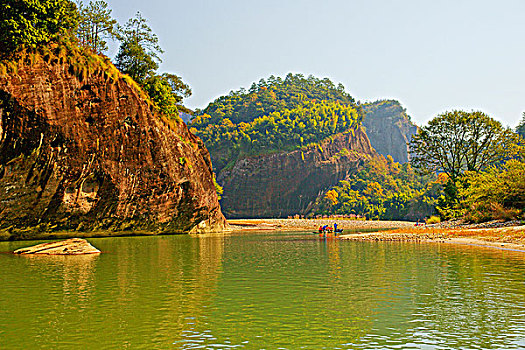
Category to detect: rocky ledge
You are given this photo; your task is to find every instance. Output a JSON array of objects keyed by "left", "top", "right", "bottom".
[{"left": 14, "top": 238, "right": 100, "bottom": 255}]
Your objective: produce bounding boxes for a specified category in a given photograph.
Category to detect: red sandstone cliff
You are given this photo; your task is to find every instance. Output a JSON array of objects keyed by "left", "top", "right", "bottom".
[
  {"left": 218, "top": 128, "right": 374, "bottom": 218},
  {"left": 0, "top": 50, "right": 227, "bottom": 238}
]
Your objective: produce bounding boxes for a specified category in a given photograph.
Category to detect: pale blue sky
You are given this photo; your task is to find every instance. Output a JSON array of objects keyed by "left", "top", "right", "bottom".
[{"left": 103, "top": 0, "right": 525, "bottom": 127}]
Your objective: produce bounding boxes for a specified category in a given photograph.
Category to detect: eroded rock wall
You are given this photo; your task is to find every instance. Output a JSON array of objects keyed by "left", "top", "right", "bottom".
[
  {"left": 0, "top": 55, "right": 227, "bottom": 238},
  {"left": 218, "top": 128, "right": 374, "bottom": 218},
  {"left": 362, "top": 100, "right": 418, "bottom": 163}
]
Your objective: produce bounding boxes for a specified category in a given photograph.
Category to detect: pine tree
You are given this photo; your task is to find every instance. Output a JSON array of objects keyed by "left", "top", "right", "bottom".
[
  {"left": 76, "top": 0, "right": 118, "bottom": 54},
  {"left": 115, "top": 12, "right": 163, "bottom": 84}
]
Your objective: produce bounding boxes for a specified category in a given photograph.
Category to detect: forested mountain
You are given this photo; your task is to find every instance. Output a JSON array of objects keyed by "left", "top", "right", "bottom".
[
  {"left": 188, "top": 74, "right": 376, "bottom": 218},
  {"left": 190, "top": 74, "right": 363, "bottom": 173},
  {"left": 188, "top": 74, "right": 441, "bottom": 219}
]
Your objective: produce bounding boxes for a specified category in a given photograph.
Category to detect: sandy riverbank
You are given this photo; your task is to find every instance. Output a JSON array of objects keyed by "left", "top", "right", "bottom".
[
  {"left": 228, "top": 218, "right": 525, "bottom": 252},
  {"left": 227, "top": 218, "right": 414, "bottom": 231},
  {"left": 4, "top": 218, "right": 523, "bottom": 252},
  {"left": 339, "top": 225, "right": 525, "bottom": 251}
]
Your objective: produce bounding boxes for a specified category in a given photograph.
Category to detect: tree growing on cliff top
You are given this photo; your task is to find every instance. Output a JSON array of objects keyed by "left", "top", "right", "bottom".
[
  {"left": 409, "top": 110, "right": 520, "bottom": 181},
  {"left": 0, "top": 0, "right": 78, "bottom": 57},
  {"left": 114, "top": 12, "right": 191, "bottom": 118},
  {"left": 76, "top": 0, "right": 118, "bottom": 54},
  {"left": 143, "top": 73, "right": 192, "bottom": 117},
  {"left": 115, "top": 12, "right": 163, "bottom": 84}
]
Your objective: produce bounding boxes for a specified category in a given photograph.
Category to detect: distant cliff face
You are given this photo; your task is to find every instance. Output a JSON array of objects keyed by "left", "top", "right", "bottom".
[
  {"left": 218, "top": 128, "right": 374, "bottom": 218},
  {"left": 0, "top": 52, "right": 227, "bottom": 238},
  {"left": 362, "top": 100, "right": 418, "bottom": 163}
]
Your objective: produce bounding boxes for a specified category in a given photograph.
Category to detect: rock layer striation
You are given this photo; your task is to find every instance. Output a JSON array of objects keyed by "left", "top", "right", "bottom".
[
  {"left": 0, "top": 52, "right": 227, "bottom": 238},
  {"left": 218, "top": 128, "right": 374, "bottom": 218}
]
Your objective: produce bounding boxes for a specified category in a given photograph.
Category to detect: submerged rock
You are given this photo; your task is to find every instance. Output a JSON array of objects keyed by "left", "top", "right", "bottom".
[{"left": 14, "top": 238, "right": 100, "bottom": 255}]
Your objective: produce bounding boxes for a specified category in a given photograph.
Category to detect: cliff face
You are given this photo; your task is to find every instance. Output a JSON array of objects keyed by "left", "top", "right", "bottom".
[
  {"left": 0, "top": 53, "right": 227, "bottom": 238},
  {"left": 218, "top": 128, "right": 374, "bottom": 218},
  {"left": 362, "top": 100, "right": 418, "bottom": 163}
]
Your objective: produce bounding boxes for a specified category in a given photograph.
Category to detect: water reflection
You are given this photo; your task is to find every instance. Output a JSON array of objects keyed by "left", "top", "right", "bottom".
[
  {"left": 0, "top": 252, "right": 99, "bottom": 347},
  {"left": 159, "top": 234, "right": 225, "bottom": 346},
  {"left": 22, "top": 253, "right": 99, "bottom": 297},
  {"left": 0, "top": 235, "right": 524, "bottom": 349},
  {"left": 345, "top": 242, "right": 525, "bottom": 349}
]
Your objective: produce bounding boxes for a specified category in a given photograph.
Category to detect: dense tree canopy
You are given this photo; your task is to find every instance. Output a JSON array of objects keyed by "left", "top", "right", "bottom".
[
  {"left": 190, "top": 74, "right": 361, "bottom": 172},
  {"left": 1, "top": 0, "right": 78, "bottom": 56},
  {"left": 197, "top": 73, "right": 356, "bottom": 125},
  {"left": 409, "top": 110, "right": 520, "bottom": 180},
  {"left": 441, "top": 159, "right": 525, "bottom": 222},
  {"left": 463, "top": 160, "right": 525, "bottom": 209},
  {"left": 311, "top": 155, "right": 442, "bottom": 220}
]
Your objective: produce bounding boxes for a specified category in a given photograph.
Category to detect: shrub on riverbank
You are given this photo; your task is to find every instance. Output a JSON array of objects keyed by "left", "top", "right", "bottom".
[{"left": 445, "top": 159, "right": 525, "bottom": 223}]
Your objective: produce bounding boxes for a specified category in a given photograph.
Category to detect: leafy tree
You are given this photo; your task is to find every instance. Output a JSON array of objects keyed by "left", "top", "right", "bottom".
[
  {"left": 114, "top": 12, "right": 191, "bottom": 118},
  {"left": 1, "top": 0, "right": 78, "bottom": 56},
  {"left": 453, "top": 160, "right": 525, "bottom": 222},
  {"left": 115, "top": 12, "right": 163, "bottom": 84},
  {"left": 143, "top": 73, "right": 191, "bottom": 118},
  {"left": 325, "top": 189, "right": 339, "bottom": 206},
  {"left": 76, "top": 0, "right": 118, "bottom": 54},
  {"left": 409, "top": 110, "right": 520, "bottom": 181}
]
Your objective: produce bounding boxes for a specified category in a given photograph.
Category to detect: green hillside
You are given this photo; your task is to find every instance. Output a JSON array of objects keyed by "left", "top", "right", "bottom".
[{"left": 190, "top": 74, "right": 362, "bottom": 172}]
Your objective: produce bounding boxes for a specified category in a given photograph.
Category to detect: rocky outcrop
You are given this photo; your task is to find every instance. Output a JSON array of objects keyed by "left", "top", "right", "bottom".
[
  {"left": 218, "top": 128, "right": 374, "bottom": 218},
  {"left": 362, "top": 100, "right": 418, "bottom": 163},
  {"left": 0, "top": 49, "right": 227, "bottom": 239},
  {"left": 14, "top": 238, "right": 100, "bottom": 255}
]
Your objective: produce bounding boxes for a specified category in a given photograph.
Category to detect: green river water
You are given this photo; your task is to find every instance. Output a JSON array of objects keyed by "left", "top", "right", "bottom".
[{"left": 1, "top": 231, "right": 524, "bottom": 349}]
